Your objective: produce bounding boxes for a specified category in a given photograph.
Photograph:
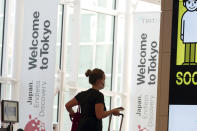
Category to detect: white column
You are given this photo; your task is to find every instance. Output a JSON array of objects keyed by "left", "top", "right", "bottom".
[
  {"left": 12, "top": 0, "right": 24, "bottom": 102},
  {"left": 67, "top": 0, "right": 80, "bottom": 87},
  {"left": 58, "top": 0, "right": 81, "bottom": 130},
  {"left": 1, "top": 0, "right": 9, "bottom": 100},
  {"left": 1, "top": 0, "right": 9, "bottom": 78},
  {"left": 11, "top": 0, "right": 24, "bottom": 130},
  {"left": 122, "top": 0, "right": 138, "bottom": 130},
  {"left": 1, "top": 0, "right": 17, "bottom": 100},
  {"left": 58, "top": 4, "right": 67, "bottom": 131}
]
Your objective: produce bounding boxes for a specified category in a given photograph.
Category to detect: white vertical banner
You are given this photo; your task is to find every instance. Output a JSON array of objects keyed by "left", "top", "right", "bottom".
[
  {"left": 19, "top": 0, "right": 58, "bottom": 130},
  {"left": 130, "top": 12, "right": 160, "bottom": 131}
]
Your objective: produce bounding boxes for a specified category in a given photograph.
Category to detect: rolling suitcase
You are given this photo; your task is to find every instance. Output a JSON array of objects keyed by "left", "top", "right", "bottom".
[{"left": 108, "top": 113, "right": 124, "bottom": 131}]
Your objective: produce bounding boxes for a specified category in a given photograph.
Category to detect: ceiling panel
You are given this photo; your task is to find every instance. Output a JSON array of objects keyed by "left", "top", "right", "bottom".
[{"left": 142, "top": 0, "right": 161, "bottom": 5}]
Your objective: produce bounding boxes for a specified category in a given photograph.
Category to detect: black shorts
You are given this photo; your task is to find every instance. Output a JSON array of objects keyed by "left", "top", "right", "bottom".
[{"left": 77, "top": 117, "right": 102, "bottom": 131}]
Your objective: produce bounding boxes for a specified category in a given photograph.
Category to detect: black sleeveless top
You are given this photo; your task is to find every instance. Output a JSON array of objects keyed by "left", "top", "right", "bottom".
[{"left": 75, "top": 88, "right": 106, "bottom": 131}]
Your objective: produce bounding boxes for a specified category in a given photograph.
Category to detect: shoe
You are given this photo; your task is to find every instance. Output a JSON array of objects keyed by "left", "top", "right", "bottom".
[
  {"left": 182, "top": 62, "right": 190, "bottom": 65},
  {"left": 189, "top": 62, "right": 197, "bottom": 65}
]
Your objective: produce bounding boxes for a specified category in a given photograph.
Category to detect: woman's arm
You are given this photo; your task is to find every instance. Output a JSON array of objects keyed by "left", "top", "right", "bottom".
[
  {"left": 65, "top": 98, "right": 79, "bottom": 116},
  {"left": 95, "top": 103, "right": 122, "bottom": 120}
]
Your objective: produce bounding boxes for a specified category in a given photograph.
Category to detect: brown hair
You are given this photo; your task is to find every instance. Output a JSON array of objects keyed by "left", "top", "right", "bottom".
[{"left": 85, "top": 68, "right": 104, "bottom": 85}]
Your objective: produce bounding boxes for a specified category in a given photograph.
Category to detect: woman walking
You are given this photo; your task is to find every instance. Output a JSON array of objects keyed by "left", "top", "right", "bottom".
[{"left": 65, "top": 68, "right": 123, "bottom": 131}]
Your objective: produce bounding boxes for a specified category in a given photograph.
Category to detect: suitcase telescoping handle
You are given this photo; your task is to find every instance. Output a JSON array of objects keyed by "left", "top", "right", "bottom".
[{"left": 108, "top": 113, "right": 124, "bottom": 131}]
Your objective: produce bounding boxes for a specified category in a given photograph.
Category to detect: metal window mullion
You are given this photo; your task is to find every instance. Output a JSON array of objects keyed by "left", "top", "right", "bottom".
[
  {"left": 1, "top": 0, "right": 6, "bottom": 77},
  {"left": 80, "top": 42, "right": 113, "bottom": 45},
  {"left": 10, "top": 0, "right": 24, "bottom": 130},
  {"left": 121, "top": 0, "right": 137, "bottom": 131},
  {"left": 12, "top": 0, "right": 24, "bottom": 101},
  {"left": 107, "top": 4, "right": 118, "bottom": 124},
  {"left": 56, "top": 4, "right": 65, "bottom": 124},
  {"left": 68, "top": 0, "right": 80, "bottom": 87},
  {"left": 92, "top": 43, "right": 96, "bottom": 68},
  {"left": 1, "top": 0, "right": 16, "bottom": 100},
  {"left": 2, "top": 0, "right": 15, "bottom": 76},
  {"left": 58, "top": 1, "right": 81, "bottom": 130},
  {"left": 107, "top": 2, "right": 118, "bottom": 129},
  {"left": 110, "top": 13, "right": 120, "bottom": 130},
  {"left": 57, "top": 4, "right": 70, "bottom": 131},
  {"left": 81, "top": 6, "right": 117, "bottom": 16},
  {"left": 141, "top": 0, "right": 161, "bottom": 5},
  {"left": 0, "top": 76, "right": 16, "bottom": 100},
  {"left": 0, "top": 0, "right": 6, "bottom": 99},
  {"left": 92, "top": 12, "right": 97, "bottom": 68}
]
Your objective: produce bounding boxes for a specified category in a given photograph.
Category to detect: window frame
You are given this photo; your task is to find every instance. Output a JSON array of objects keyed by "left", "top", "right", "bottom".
[
  {"left": 0, "top": 0, "right": 7, "bottom": 99},
  {"left": 53, "top": 4, "right": 65, "bottom": 123},
  {"left": 57, "top": 0, "right": 127, "bottom": 130}
]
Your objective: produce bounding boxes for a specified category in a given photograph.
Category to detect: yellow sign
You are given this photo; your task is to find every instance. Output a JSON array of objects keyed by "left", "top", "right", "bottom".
[{"left": 177, "top": 0, "right": 197, "bottom": 65}]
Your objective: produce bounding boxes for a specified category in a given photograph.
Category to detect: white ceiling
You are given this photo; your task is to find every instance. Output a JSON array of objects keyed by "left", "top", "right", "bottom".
[{"left": 142, "top": 0, "right": 161, "bottom": 5}]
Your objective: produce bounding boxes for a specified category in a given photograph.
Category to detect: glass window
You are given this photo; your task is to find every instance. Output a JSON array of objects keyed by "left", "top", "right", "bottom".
[
  {"left": 0, "top": 0, "right": 5, "bottom": 75},
  {"left": 1, "top": 84, "right": 12, "bottom": 100},
  {"left": 66, "top": 7, "right": 74, "bottom": 44},
  {"left": 79, "top": 45, "right": 93, "bottom": 74},
  {"left": 63, "top": 91, "right": 74, "bottom": 130},
  {"left": 117, "top": 76, "right": 123, "bottom": 92},
  {"left": 53, "top": 94, "right": 59, "bottom": 122},
  {"left": 53, "top": 5, "right": 64, "bottom": 123},
  {"left": 64, "top": 0, "right": 116, "bottom": 130},
  {"left": 80, "top": 12, "right": 96, "bottom": 43},
  {"left": 81, "top": 0, "right": 116, "bottom": 9},
  {"left": 96, "top": 14, "right": 114, "bottom": 43},
  {"left": 104, "top": 75, "right": 112, "bottom": 91},
  {"left": 0, "top": 0, "right": 5, "bottom": 100},
  {"left": 77, "top": 10, "right": 115, "bottom": 91},
  {"left": 65, "top": 45, "right": 71, "bottom": 74},
  {"left": 78, "top": 75, "right": 91, "bottom": 88},
  {"left": 0, "top": 0, "right": 5, "bottom": 37},
  {"left": 80, "top": 11, "right": 114, "bottom": 43},
  {"left": 56, "top": 5, "right": 64, "bottom": 70},
  {"left": 95, "top": 45, "right": 113, "bottom": 74},
  {"left": 102, "top": 96, "right": 111, "bottom": 131},
  {"left": 65, "top": 7, "right": 73, "bottom": 75},
  {"left": 115, "top": 97, "right": 122, "bottom": 130}
]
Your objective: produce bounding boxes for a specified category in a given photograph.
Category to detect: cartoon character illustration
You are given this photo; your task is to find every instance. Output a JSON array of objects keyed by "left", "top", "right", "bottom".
[
  {"left": 24, "top": 115, "right": 45, "bottom": 131},
  {"left": 181, "top": 0, "right": 197, "bottom": 65},
  {"left": 138, "top": 125, "right": 149, "bottom": 131}
]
